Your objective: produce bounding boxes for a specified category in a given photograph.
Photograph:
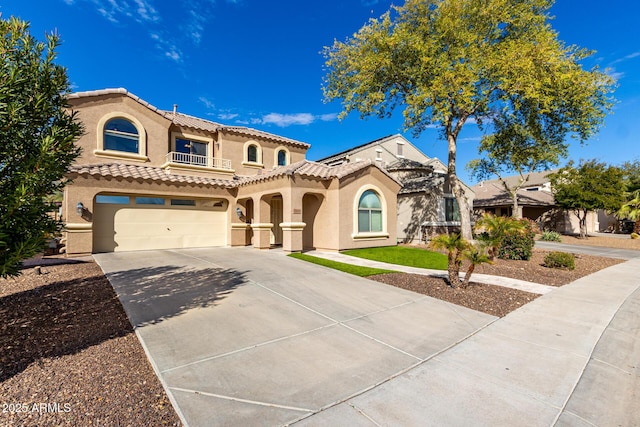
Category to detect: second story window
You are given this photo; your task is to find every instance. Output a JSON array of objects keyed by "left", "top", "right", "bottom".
[
  {"left": 247, "top": 144, "right": 258, "bottom": 163},
  {"left": 277, "top": 149, "right": 287, "bottom": 166},
  {"left": 104, "top": 118, "right": 139, "bottom": 153}
]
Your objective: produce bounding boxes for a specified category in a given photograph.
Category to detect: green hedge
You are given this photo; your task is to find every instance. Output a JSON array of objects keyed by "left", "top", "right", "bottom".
[
  {"left": 543, "top": 251, "right": 575, "bottom": 270},
  {"left": 498, "top": 219, "right": 536, "bottom": 261}
]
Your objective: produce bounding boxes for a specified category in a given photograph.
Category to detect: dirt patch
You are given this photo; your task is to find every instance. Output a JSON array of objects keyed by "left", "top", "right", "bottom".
[
  {"left": 0, "top": 261, "right": 181, "bottom": 426},
  {"left": 370, "top": 273, "right": 538, "bottom": 318},
  {"left": 369, "top": 249, "right": 624, "bottom": 318},
  {"left": 470, "top": 250, "right": 624, "bottom": 286},
  {"left": 559, "top": 234, "right": 640, "bottom": 251}
]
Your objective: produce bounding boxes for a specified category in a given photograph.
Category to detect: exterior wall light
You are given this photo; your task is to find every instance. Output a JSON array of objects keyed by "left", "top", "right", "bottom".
[{"left": 76, "top": 202, "right": 84, "bottom": 215}]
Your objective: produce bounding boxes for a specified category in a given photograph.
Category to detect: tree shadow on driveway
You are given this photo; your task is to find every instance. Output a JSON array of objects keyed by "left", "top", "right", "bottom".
[{"left": 104, "top": 265, "right": 247, "bottom": 328}]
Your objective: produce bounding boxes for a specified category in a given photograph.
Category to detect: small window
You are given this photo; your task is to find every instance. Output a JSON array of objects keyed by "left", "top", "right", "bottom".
[
  {"left": 397, "top": 143, "right": 404, "bottom": 157},
  {"left": 104, "top": 118, "right": 139, "bottom": 153},
  {"left": 445, "top": 198, "right": 460, "bottom": 222},
  {"left": 136, "top": 197, "right": 165, "bottom": 205},
  {"left": 171, "top": 199, "right": 196, "bottom": 206},
  {"left": 277, "top": 149, "right": 287, "bottom": 166},
  {"left": 247, "top": 145, "right": 258, "bottom": 163},
  {"left": 358, "top": 190, "right": 383, "bottom": 233},
  {"left": 96, "top": 195, "right": 130, "bottom": 204}
]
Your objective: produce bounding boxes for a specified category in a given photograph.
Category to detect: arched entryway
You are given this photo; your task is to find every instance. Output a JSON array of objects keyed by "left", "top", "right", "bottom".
[{"left": 302, "top": 193, "right": 324, "bottom": 250}]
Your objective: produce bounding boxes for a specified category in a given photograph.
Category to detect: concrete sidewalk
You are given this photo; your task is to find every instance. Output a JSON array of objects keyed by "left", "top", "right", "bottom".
[
  {"left": 296, "top": 256, "right": 640, "bottom": 426},
  {"left": 535, "top": 241, "right": 640, "bottom": 260},
  {"left": 96, "top": 248, "right": 640, "bottom": 426},
  {"left": 305, "top": 250, "right": 556, "bottom": 295}
]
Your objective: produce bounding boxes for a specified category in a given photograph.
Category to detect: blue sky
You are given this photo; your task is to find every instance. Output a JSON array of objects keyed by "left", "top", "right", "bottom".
[{"left": 4, "top": 0, "right": 639, "bottom": 183}]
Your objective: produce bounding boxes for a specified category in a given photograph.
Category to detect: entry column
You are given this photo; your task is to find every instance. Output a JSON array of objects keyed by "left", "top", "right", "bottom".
[{"left": 251, "top": 196, "right": 272, "bottom": 249}]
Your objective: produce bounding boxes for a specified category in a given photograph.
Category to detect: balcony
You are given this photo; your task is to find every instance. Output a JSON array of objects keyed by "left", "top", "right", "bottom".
[
  {"left": 163, "top": 152, "right": 234, "bottom": 177},
  {"left": 165, "top": 152, "right": 232, "bottom": 170}
]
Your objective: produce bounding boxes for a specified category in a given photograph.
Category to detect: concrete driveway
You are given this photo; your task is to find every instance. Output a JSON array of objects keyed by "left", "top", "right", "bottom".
[{"left": 95, "top": 247, "right": 496, "bottom": 426}]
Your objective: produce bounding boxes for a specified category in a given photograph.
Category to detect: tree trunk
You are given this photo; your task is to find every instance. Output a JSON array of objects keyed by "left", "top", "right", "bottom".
[
  {"left": 447, "top": 252, "right": 462, "bottom": 288},
  {"left": 511, "top": 191, "right": 521, "bottom": 219},
  {"left": 447, "top": 134, "right": 472, "bottom": 240},
  {"left": 634, "top": 219, "right": 640, "bottom": 234},
  {"left": 462, "top": 264, "right": 475, "bottom": 287},
  {"left": 577, "top": 210, "right": 588, "bottom": 239}
]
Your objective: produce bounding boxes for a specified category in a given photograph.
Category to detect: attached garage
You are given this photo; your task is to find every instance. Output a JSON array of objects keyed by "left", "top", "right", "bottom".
[{"left": 93, "top": 194, "right": 228, "bottom": 253}]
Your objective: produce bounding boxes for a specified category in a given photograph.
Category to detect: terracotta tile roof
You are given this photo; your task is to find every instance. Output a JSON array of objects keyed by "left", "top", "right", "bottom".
[
  {"left": 68, "top": 163, "right": 238, "bottom": 188},
  {"left": 220, "top": 126, "right": 310, "bottom": 149},
  {"left": 67, "top": 88, "right": 167, "bottom": 118},
  {"left": 237, "top": 160, "right": 401, "bottom": 186},
  {"left": 472, "top": 181, "right": 555, "bottom": 208},
  {"left": 68, "top": 88, "right": 310, "bottom": 149},
  {"left": 166, "top": 112, "right": 222, "bottom": 133}
]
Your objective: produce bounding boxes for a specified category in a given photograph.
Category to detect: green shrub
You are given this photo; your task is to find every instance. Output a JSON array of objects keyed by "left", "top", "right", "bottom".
[
  {"left": 498, "top": 219, "right": 536, "bottom": 261},
  {"left": 539, "top": 231, "right": 562, "bottom": 242},
  {"left": 631, "top": 232, "right": 639, "bottom": 240},
  {"left": 543, "top": 251, "right": 575, "bottom": 270}
]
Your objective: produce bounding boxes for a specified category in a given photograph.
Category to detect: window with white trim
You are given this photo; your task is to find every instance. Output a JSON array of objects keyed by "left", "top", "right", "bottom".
[
  {"left": 248, "top": 144, "right": 258, "bottom": 162},
  {"left": 277, "top": 149, "right": 287, "bottom": 166},
  {"left": 358, "top": 190, "right": 383, "bottom": 233},
  {"left": 104, "top": 118, "right": 139, "bottom": 153},
  {"left": 445, "top": 197, "right": 460, "bottom": 222}
]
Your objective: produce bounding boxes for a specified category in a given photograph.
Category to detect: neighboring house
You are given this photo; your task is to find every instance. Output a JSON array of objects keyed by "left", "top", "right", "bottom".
[
  {"left": 62, "top": 89, "right": 401, "bottom": 255},
  {"left": 317, "top": 134, "right": 474, "bottom": 242},
  {"left": 471, "top": 170, "right": 615, "bottom": 233}
]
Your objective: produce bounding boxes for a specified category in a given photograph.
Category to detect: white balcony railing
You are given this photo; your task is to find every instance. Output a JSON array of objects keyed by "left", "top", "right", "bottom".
[{"left": 166, "top": 152, "right": 232, "bottom": 170}]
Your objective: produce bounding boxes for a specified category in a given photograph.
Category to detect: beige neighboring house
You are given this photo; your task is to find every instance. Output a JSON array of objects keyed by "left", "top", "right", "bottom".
[
  {"left": 62, "top": 88, "right": 401, "bottom": 255},
  {"left": 318, "top": 134, "right": 474, "bottom": 242},
  {"left": 472, "top": 170, "right": 615, "bottom": 233}
]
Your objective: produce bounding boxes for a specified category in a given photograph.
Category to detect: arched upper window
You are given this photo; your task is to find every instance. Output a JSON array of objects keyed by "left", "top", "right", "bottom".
[
  {"left": 247, "top": 144, "right": 258, "bottom": 163},
  {"left": 103, "top": 118, "right": 139, "bottom": 153},
  {"left": 277, "top": 149, "right": 287, "bottom": 166},
  {"left": 358, "top": 190, "right": 383, "bottom": 233}
]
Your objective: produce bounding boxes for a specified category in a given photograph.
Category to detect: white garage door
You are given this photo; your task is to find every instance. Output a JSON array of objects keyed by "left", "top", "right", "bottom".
[{"left": 93, "top": 195, "right": 228, "bottom": 253}]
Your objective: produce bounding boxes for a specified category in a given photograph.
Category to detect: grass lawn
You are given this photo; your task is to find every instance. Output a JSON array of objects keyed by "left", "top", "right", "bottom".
[
  {"left": 342, "top": 245, "right": 448, "bottom": 270},
  {"left": 288, "top": 253, "right": 396, "bottom": 277}
]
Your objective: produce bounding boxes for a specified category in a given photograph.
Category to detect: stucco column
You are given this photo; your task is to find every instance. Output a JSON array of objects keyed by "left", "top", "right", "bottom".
[
  {"left": 251, "top": 196, "right": 272, "bottom": 249},
  {"left": 63, "top": 186, "right": 94, "bottom": 256},
  {"left": 250, "top": 223, "right": 273, "bottom": 249},
  {"left": 230, "top": 223, "right": 250, "bottom": 246},
  {"left": 280, "top": 222, "right": 306, "bottom": 253}
]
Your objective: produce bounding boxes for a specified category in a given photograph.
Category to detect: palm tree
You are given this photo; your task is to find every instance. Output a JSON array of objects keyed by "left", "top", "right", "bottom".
[
  {"left": 474, "top": 214, "right": 524, "bottom": 260},
  {"left": 429, "top": 233, "right": 469, "bottom": 288},
  {"left": 462, "top": 243, "right": 493, "bottom": 287},
  {"left": 617, "top": 190, "right": 640, "bottom": 234}
]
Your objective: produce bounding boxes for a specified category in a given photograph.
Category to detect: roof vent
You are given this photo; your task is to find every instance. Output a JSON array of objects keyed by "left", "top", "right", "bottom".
[{"left": 173, "top": 104, "right": 178, "bottom": 116}]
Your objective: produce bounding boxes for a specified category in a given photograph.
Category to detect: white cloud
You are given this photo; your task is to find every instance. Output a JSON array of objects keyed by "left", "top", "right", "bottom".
[
  {"left": 218, "top": 113, "right": 239, "bottom": 120},
  {"left": 261, "top": 113, "right": 315, "bottom": 127},
  {"left": 319, "top": 113, "right": 338, "bottom": 122},
  {"left": 133, "top": 0, "right": 160, "bottom": 23},
  {"left": 251, "top": 112, "right": 339, "bottom": 127},
  {"left": 199, "top": 96, "right": 216, "bottom": 109},
  {"left": 610, "top": 51, "right": 640, "bottom": 66}
]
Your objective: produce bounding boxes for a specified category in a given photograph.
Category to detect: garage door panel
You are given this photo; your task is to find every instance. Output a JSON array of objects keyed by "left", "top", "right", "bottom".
[{"left": 94, "top": 204, "right": 227, "bottom": 253}]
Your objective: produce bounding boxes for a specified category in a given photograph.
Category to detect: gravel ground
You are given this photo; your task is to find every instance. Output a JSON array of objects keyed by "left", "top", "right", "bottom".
[
  {"left": 0, "top": 261, "right": 181, "bottom": 426},
  {"left": 0, "top": 244, "right": 627, "bottom": 426},
  {"left": 369, "top": 249, "right": 624, "bottom": 318}
]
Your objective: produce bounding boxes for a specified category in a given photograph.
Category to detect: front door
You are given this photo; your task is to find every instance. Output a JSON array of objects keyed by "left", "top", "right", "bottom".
[{"left": 270, "top": 197, "right": 283, "bottom": 246}]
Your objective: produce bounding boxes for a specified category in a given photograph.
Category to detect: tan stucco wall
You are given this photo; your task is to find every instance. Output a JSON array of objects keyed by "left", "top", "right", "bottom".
[
  {"left": 218, "top": 131, "right": 307, "bottom": 176},
  {"left": 70, "top": 93, "right": 172, "bottom": 167},
  {"left": 335, "top": 167, "right": 400, "bottom": 250}
]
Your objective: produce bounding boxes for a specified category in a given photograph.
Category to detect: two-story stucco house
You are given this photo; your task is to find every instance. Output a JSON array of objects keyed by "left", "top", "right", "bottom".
[
  {"left": 62, "top": 89, "right": 400, "bottom": 255},
  {"left": 318, "top": 134, "right": 474, "bottom": 243}
]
